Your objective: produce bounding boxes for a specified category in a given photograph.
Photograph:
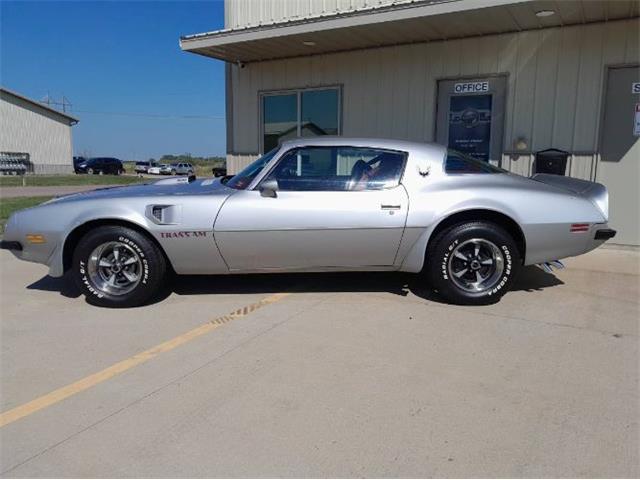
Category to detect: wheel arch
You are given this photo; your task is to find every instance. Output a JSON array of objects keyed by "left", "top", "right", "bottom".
[
  {"left": 62, "top": 219, "right": 174, "bottom": 273},
  {"left": 425, "top": 209, "right": 526, "bottom": 267}
]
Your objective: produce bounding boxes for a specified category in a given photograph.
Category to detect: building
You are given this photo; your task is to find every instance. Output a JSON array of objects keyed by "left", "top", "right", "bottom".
[
  {"left": 0, "top": 87, "right": 78, "bottom": 174},
  {"left": 180, "top": 0, "right": 640, "bottom": 245}
]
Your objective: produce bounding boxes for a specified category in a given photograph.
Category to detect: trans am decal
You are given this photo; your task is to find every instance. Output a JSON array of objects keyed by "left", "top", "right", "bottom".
[{"left": 160, "top": 231, "right": 209, "bottom": 239}]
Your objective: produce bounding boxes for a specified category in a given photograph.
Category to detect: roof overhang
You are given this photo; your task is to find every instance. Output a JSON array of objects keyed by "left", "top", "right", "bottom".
[{"left": 180, "top": 0, "right": 639, "bottom": 64}]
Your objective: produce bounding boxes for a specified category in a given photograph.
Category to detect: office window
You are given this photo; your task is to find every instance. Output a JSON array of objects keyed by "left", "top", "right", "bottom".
[{"left": 262, "top": 87, "right": 341, "bottom": 152}]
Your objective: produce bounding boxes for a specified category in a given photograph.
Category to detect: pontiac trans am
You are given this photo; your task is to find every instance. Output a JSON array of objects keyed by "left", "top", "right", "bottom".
[{"left": 1, "top": 138, "right": 616, "bottom": 308}]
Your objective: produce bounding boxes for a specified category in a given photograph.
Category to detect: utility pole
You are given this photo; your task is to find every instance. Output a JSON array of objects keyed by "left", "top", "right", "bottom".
[{"left": 40, "top": 93, "right": 72, "bottom": 113}]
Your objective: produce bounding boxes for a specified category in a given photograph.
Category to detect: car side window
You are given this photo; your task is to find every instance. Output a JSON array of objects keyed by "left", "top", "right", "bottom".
[
  {"left": 264, "top": 146, "right": 406, "bottom": 192},
  {"left": 445, "top": 149, "right": 506, "bottom": 174}
]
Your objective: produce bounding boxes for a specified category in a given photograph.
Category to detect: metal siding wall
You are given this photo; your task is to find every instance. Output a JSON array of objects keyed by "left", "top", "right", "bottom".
[
  {"left": 228, "top": 19, "right": 638, "bottom": 178},
  {"left": 0, "top": 97, "right": 74, "bottom": 174},
  {"left": 225, "top": 0, "right": 411, "bottom": 29}
]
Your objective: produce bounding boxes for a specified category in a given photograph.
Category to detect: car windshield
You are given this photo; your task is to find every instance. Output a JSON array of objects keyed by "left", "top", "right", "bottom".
[{"left": 226, "top": 148, "right": 279, "bottom": 190}]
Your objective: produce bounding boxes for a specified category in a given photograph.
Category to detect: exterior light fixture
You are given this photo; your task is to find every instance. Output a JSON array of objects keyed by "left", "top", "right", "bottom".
[
  {"left": 535, "top": 10, "right": 555, "bottom": 17},
  {"left": 302, "top": 41, "right": 316, "bottom": 46}
]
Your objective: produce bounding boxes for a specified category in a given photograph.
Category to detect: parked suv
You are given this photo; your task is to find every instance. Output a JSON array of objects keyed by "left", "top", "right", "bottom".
[
  {"left": 170, "top": 163, "right": 194, "bottom": 175},
  {"left": 134, "top": 161, "right": 156, "bottom": 174},
  {"left": 76, "top": 157, "right": 124, "bottom": 175}
]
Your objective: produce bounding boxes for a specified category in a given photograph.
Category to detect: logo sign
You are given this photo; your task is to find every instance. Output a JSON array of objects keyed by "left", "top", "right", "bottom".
[
  {"left": 633, "top": 82, "right": 640, "bottom": 94},
  {"left": 634, "top": 103, "right": 640, "bottom": 137},
  {"left": 454, "top": 81, "right": 489, "bottom": 94}
]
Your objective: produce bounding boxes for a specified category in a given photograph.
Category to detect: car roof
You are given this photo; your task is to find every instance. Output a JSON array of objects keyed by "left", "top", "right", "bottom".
[{"left": 279, "top": 136, "right": 445, "bottom": 157}]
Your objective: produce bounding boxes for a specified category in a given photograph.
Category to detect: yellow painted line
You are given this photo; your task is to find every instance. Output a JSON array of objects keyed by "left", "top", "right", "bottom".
[{"left": 0, "top": 292, "right": 290, "bottom": 428}]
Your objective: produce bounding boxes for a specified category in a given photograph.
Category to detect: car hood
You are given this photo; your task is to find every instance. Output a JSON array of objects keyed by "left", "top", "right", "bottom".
[{"left": 47, "top": 177, "right": 234, "bottom": 205}]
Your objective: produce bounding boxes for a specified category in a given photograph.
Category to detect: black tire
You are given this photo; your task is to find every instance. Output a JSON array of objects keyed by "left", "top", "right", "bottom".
[
  {"left": 425, "top": 221, "right": 521, "bottom": 305},
  {"left": 72, "top": 226, "right": 166, "bottom": 308},
  {"left": 87, "top": 168, "right": 94, "bottom": 175}
]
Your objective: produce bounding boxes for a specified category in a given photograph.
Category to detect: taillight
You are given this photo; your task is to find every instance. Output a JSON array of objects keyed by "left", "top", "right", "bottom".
[{"left": 570, "top": 223, "right": 590, "bottom": 233}]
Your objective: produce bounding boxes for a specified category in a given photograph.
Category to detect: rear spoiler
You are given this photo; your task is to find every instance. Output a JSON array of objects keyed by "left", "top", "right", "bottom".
[{"left": 531, "top": 173, "right": 609, "bottom": 220}]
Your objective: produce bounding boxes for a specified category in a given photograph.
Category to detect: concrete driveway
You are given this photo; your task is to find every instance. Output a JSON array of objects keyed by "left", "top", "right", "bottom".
[{"left": 0, "top": 248, "right": 638, "bottom": 477}]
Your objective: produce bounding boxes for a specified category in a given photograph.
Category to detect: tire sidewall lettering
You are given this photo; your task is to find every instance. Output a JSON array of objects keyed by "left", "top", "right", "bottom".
[
  {"left": 441, "top": 237, "right": 514, "bottom": 297},
  {"left": 77, "top": 234, "right": 151, "bottom": 299}
]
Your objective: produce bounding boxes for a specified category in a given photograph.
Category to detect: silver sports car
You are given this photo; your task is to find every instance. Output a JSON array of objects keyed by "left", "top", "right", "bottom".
[{"left": 1, "top": 138, "right": 615, "bottom": 308}]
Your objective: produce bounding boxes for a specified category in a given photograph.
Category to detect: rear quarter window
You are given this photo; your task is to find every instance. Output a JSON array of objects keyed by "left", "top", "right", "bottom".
[{"left": 445, "top": 149, "right": 505, "bottom": 174}]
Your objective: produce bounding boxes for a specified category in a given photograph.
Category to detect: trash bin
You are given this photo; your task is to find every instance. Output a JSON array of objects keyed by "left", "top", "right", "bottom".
[{"left": 533, "top": 148, "right": 569, "bottom": 176}]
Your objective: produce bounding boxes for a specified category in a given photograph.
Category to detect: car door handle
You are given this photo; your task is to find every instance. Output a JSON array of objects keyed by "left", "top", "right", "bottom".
[{"left": 380, "top": 204, "right": 401, "bottom": 210}]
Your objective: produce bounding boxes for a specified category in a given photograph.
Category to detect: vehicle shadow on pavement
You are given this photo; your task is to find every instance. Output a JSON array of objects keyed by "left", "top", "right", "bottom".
[
  {"left": 169, "top": 264, "right": 564, "bottom": 304},
  {"left": 26, "top": 265, "right": 563, "bottom": 306},
  {"left": 26, "top": 272, "right": 82, "bottom": 298}
]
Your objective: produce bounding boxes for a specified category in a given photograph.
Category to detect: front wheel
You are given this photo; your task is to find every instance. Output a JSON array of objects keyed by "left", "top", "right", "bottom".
[
  {"left": 72, "top": 226, "right": 167, "bottom": 307},
  {"left": 425, "top": 221, "right": 521, "bottom": 305}
]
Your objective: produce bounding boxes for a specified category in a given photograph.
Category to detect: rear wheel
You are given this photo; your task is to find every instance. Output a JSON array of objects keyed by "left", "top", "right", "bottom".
[
  {"left": 425, "top": 221, "right": 520, "bottom": 305},
  {"left": 72, "top": 226, "right": 166, "bottom": 307}
]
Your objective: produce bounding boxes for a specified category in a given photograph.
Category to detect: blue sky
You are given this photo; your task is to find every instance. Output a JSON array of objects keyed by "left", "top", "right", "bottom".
[{"left": 0, "top": 0, "right": 226, "bottom": 160}]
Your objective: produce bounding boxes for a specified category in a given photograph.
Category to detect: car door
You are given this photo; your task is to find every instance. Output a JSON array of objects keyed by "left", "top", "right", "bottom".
[{"left": 214, "top": 145, "right": 409, "bottom": 271}]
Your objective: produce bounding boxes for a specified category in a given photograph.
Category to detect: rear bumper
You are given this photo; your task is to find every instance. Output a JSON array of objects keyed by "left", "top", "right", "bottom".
[
  {"left": 0, "top": 240, "right": 23, "bottom": 251},
  {"left": 595, "top": 228, "right": 616, "bottom": 240}
]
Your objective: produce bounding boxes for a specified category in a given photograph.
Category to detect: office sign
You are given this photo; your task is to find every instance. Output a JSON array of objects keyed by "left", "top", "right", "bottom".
[
  {"left": 632, "top": 82, "right": 640, "bottom": 94},
  {"left": 454, "top": 81, "right": 489, "bottom": 94}
]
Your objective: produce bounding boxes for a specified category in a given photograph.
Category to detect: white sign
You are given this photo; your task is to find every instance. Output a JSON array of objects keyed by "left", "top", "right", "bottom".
[
  {"left": 633, "top": 82, "right": 640, "bottom": 94},
  {"left": 634, "top": 103, "right": 640, "bottom": 137},
  {"left": 454, "top": 81, "right": 489, "bottom": 94}
]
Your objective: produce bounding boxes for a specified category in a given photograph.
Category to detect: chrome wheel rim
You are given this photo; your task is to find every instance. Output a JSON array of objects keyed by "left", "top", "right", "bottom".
[
  {"left": 447, "top": 238, "right": 504, "bottom": 293},
  {"left": 87, "top": 241, "right": 143, "bottom": 296}
]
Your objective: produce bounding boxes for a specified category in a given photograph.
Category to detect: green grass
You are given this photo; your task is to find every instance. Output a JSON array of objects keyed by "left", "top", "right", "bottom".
[
  {"left": 0, "top": 196, "right": 53, "bottom": 234},
  {"left": 0, "top": 175, "right": 146, "bottom": 188}
]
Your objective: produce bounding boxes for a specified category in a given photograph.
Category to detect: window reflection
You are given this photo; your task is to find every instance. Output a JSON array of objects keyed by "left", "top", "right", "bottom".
[
  {"left": 301, "top": 89, "right": 339, "bottom": 137},
  {"left": 262, "top": 88, "right": 340, "bottom": 152},
  {"left": 263, "top": 94, "right": 297, "bottom": 152}
]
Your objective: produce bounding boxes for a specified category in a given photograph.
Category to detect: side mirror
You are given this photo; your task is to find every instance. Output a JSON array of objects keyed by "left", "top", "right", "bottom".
[{"left": 259, "top": 178, "right": 278, "bottom": 198}]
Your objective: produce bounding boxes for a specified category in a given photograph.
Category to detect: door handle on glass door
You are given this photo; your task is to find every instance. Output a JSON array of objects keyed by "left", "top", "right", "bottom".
[{"left": 380, "top": 204, "right": 401, "bottom": 210}]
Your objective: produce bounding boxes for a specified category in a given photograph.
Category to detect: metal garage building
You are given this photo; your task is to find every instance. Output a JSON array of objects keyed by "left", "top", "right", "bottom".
[
  {"left": 0, "top": 87, "right": 78, "bottom": 174},
  {"left": 181, "top": 0, "right": 640, "bottom": 245}
]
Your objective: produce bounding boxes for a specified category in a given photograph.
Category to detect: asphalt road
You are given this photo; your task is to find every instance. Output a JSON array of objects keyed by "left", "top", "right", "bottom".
[{"left": 0, "top": 248, "right": 638, "bottom": 477}]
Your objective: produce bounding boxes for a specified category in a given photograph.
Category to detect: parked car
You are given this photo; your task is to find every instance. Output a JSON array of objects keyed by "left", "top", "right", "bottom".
[
  {"left": 148, "top": 164, "right": 169, "bottom": 175},
  {"left": 73, "top": 156, "right": 87, "bottom": 173},
  {"left": 170, "top": 163, "right": 194, "bottom": 175},
  {"left": 212, "top": 167, "right": 227, "bottom": 177},
  {"left": 134, "top": 161, "right": 156, "bottom": 174},
  {"left": 1, "top": 138, "right": 616, "bottom": 308},
  {"left": 75, "top": 157, "right": 124, "bottom": 175}
]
